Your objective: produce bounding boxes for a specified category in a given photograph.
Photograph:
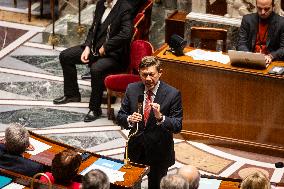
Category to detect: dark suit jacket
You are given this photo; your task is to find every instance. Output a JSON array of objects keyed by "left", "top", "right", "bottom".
[
  {"left": 0, "top": 144, "right": 45, "bottom": 177},
  {"left": 83, "top": 0, "right": 133, "bottom": 68},
  {"left": 117, "top": 81, "right": 183, "bottom": 167},
  {"left": 237, "top": 12, "right": 284, "bottom": 60}
]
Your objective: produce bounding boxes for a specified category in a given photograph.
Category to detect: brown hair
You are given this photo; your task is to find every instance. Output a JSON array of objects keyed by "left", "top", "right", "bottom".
[
  {"left": 51, "top": 149, "right": 82, "bottom": 184},
  {"left": 139, "top": 56, "right": 162, "bottom": 72}
]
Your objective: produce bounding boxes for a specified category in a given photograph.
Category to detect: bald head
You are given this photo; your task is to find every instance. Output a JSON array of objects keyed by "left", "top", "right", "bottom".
[{"left": 178, "top": 165, "right": 200, "bottom": 189}]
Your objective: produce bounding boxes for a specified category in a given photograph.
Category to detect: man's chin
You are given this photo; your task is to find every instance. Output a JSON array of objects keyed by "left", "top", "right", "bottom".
[
  {"left": 145, "top": 84, "right": 154, "bottom": 90},
  {"left": 260, "top": 16, "right": 269, "bottom": 19}
]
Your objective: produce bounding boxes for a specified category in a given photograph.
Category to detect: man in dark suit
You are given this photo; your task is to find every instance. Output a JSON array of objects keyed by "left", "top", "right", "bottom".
[
  {"left": 117, "top": 56, "right": 183, "bottom": 189},
  {"left": 53, "top": 0, "right": 133, "bottom": 122},
  {"left": 237, "top": 0, "right": 284, "bottom": 64},
  {"left": 80, "top": 0, "right": 147, "bottom": 80},
  {"left": 0, "top": 123, "right": 45, "bottom": 177}
]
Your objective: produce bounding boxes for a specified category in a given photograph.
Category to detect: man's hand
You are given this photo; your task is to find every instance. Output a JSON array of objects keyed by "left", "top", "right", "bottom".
[
  {"left": 128, "top": 112, "right": 142, "bottom": 123},
  {"left": 265, "top": 54, "right": 273, "bottom": 64},
  {"left": 81, "top": 46, "right": 90, "bottom": 63},
  {"left": 26, "top": 144, "right": 35, "bottom": 151},
  {"left": 150, "top": 103, "right": 163, "bottom": 121},
  {"left": 99, "top": 46, "right": 106, "bottom": 56}
]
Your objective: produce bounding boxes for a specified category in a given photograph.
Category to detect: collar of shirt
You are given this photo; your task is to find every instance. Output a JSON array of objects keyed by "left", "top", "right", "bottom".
[
  {"left": 104, "top": 0, "right": 117, "bottom": 9},
  {"left": 101, "top": 0, "right": 118, "bottom": 23},
  {"left": 144, "top": 81, "right": 160, "bottom": 101}
]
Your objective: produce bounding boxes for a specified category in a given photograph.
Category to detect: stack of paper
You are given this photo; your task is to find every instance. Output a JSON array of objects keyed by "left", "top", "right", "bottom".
[
  {"left": 80, "top": 158, "right": 125, "bottom": 183},
  {"left": 198, "top": 178, "right": 221, "bottom": 189},
  {"left": 2, "top": 183, "right": 25, "bottom": 189},
  {"left": 185, "top": 49, "right": 230, "bottom": 64},
  {"left": 26, "top": 137, "right": 52, "bottom": 156}
]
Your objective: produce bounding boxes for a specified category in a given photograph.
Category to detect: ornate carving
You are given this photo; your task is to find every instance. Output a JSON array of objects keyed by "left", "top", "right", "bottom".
[
  {"left": 274, "top": 0, "right": 284, "bottom": 16},
  {"left": 224, "top": 0, "right": 255, "bottom": 18}
]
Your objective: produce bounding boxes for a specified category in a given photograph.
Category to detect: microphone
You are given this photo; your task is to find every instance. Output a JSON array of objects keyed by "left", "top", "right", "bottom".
[
  {"left": 137, "top": 94, "right": 144, "bottom": 114},
  {"left": 275, "top": 162, "right": 284, "bottom": 168}
]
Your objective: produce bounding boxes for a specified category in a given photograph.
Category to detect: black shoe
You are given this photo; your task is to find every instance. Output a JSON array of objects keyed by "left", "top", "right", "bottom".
[
  {"left": 84, "top": 109, "right": 102, "bottom": 122},
  {"left": 81, "top": 71, "right": 91, "bottom": 80},
  {"left": 53, "top": 96, "right": 81, "bottom": 104}
]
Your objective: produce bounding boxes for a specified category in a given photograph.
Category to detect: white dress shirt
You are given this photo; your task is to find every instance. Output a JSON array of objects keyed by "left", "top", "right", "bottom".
[{"left": 101, "top": 0, "right": 118, "bottom": 23}]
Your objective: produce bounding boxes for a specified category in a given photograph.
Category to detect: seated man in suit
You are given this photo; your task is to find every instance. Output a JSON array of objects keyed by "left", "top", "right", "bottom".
[
  {"left": 53, "top": 0, "right": 133, "bottom": 122},
  {"left": 0, "top": 123, "right": 45, "bottom": 177},
  {"left": 237, "top": 0, "right": 284, "bottom": 64},
  {"left": 81, "top": 0, "right": 147, "bottom": 80},
  {"left": 117, "top": 56, "right": 183, "bottom": 189}
]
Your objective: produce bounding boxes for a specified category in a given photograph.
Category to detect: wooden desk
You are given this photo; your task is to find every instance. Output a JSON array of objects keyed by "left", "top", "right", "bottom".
[
  {"left": 156, "top": 45, "right": 284, "bottom": 156},
  {"left": 0, "top": 168, "right": 66, "bottom": 189},
  {"left": 24, "top": 131, "right": 149, "bottom": 189},
  {"left": 0, "top": 167, "right": 241, "bottom": 189}
]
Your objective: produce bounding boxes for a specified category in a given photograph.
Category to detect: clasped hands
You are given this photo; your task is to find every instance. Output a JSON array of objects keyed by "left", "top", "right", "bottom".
[
  {"left": 128, "top": 103, "right": 163, "bottom": 123},
  {"left": 265, "top": 54, "right": 273, "bottom": 64},
  {"left": 81, "top": 46, "right": 105, "bottom": 63}
]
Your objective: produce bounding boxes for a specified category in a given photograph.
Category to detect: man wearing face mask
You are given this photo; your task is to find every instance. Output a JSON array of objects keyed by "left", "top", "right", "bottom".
[
  {"left": 53, "top": 0, "right": 133, "bottom": 122},
  {"left": 117, "top": 56, "right": 183, "bottom": 189},
  {"left": 237, "top": 0, "right": 284, "bottom": 64}
]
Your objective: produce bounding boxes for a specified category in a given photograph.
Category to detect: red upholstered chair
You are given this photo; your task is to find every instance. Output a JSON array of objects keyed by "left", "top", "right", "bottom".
[
  {"left": 139, "top": 0, "right": 153, "bottom": 40},
  {"left": 104, "top": 40, "right": 154, "bottom": 120}
]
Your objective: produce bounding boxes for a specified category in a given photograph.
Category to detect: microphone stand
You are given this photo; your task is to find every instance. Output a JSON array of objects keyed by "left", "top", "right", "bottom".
[{"left": 123, "top": 103, "right": 143, "bottom": 169}]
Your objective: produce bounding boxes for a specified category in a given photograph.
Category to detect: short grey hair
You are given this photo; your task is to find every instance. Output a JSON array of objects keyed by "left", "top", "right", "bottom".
[
  {"left": 82, "top": 169, "right": 110, "bottom": 189},
  {"left": 160, "top": 174, "right": 189, "bottom": 189},
  {"left": 5, "top": 123, "right": 29, "bottom": 155},
  {"left": 178, "top": 165, "right": 200, "bottom": 189}
]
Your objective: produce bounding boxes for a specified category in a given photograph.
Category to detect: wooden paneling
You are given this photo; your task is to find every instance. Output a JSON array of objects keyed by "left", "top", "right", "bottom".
[{"left": 156, "top": 45, "right": 284, "bottom": 156}]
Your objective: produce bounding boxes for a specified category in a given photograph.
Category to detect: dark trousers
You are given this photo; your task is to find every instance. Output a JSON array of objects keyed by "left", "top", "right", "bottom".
[
  {"left": 148, "top": 165, "right": 168, "bottom": 189},
  {"left": 59, "top": 45, "right": 122, "bottom": 111}
]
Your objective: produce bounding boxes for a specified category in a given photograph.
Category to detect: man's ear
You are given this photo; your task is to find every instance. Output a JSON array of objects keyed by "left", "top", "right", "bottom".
[{"left": 158, "top": 68, "right": 163, "bottom": 76}]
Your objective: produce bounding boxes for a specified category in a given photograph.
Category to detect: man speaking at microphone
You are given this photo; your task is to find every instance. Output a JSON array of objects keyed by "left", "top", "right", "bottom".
[{"left": 117, "top": 56, "right": 183, "bottom": 189}]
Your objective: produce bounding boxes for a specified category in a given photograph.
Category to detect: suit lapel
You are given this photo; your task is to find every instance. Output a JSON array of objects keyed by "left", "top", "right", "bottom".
[
  {"left": 153, "top": 82, "right": 167, "bottom": 106},
  {"left": 267, "top": 13, "right": 277, "bottom": 47},
  {"left": 96, "top": 0, "right": 121, "bottom": 40},
  {"left": 251, "top": 13, "right": 259, "bottom": 50},
  {"left": 93, "top": 2, "right": 105, "bottom": 31}
]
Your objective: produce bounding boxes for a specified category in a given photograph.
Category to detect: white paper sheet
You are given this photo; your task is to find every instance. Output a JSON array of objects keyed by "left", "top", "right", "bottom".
[
  {"left": 2, "top": 182, "right": 25, "bottom": 189},
  {"left": 80, "top": 164, "right": 125, "bottom": 183},
  {"left": 185, "top": 49, "right": 230, "bottom": 64},
  {"left": 26, "top": 137, "right": 52, "bottom": 155},
  {"left": 198, "top": 178, "right": 221, "bottom": 189}
]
